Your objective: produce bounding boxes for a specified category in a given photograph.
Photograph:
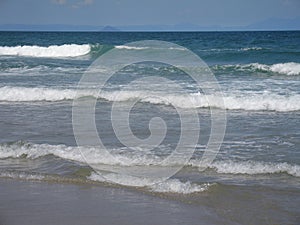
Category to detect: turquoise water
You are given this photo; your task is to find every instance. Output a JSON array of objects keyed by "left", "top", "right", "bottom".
[{"left": 0, "top": 31, "right": 299, "bottom": 224}]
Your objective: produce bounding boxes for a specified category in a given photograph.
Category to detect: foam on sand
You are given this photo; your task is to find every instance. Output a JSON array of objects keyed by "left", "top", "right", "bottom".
[{"left": 88, "top": 172, "right": 210, "bottom": 194}]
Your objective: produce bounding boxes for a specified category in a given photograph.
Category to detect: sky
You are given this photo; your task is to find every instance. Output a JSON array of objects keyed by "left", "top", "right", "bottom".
[{"left": 0, "top": 0, "right": 299, "bottom": 29}]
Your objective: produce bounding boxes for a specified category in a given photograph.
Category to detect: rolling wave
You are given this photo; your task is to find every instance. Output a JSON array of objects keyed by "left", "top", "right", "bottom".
[
  {"left": 206, "top": 160, "right": 300, "bottom": 177},
  {"left": 0, "top": 170, "right": 210, "bottom": 194},
  {"left": 0, "top": 86, "right": 84, "bottom": 102},
  {"left": 0, "top": 141, "right": 211, "bottom": 193},
  {"left": 0, "top": 44, "right": 91, "bottom": 58},
  {"left": 89, "top": 172, "right": 210, "bottom": 194},
  {"left": 115, "top": 45, "right": 149, "bottom": 50},
  {"left": 254, "top": 62, "right": 300, "bottom": 75},
  {"left": 200, "top": 47, "right": 265, "bottom": 52},
  {"left": 0, "top": 65, "right": 86, "bottom": 75},
  {"left": 0, "top": 43, "right": 184, "bottom": 58},
  {"left": 0, "top": 86, "right": 299, "bottom": 112},
  {"left": 214, "top": 62, "right": 300, "bottom": 76},
  {"left": 1, "top": 141, "right": 299, "bottom": 177}
]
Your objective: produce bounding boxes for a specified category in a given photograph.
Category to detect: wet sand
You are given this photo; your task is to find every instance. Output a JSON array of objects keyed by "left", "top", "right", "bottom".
[
  {"left": 0, "top": 178, "right": 223, "bottom": 225},
  {"left": 1, "top": 178, "right": 299, "bottom": 225}
]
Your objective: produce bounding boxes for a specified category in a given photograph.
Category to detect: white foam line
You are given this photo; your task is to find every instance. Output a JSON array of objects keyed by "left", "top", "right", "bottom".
[
  {"left": 205, "top": 160, "right": 300, "bottom": 177},
  {"left": 1, "top": 86, "right": 300, "bottom": 112},
  {"left": 215, "top": 62, "right": 300, "bottom": 76},
  {"left": 0, "top": 44, "right": 91, "bottom": 58},
  {"left": 1, "top": 142, "right": 299, "bottom": 177},
  {"left": 88, "top": 172, "right": 210, "bottom": 194}
]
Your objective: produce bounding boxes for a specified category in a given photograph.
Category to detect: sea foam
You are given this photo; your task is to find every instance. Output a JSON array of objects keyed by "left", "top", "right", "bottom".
[
  {"left": 1, "top": 142, "right": 299, "bottom": 178},
  {"left": 216, "top": 62, "right": 300, "bottom": 76},
  {"left": 0, "top": 141, "right": 210, "bottom": 193},
  {"left": 262, "top": 62, "right": 300, "bottom": 76},
  {"left": 88, "top": 172, "right": 210, "bottom": 193},
  {"left": 0, "top": 86, "right": 300, "bottom": 112},
  {"left": 206, "top": 160, "right": 300, "bottom": 177},
  {"left": 0, "top": 44, "right": 91, "bottom": 58},
  {"left": 0, "top": 86, "right": 94, "bottom": 102}
]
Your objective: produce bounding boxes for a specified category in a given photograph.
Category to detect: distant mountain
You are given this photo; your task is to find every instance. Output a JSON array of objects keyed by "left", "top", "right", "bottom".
[
  {"left": 0, "top": 18, "right": 299, "bottom": 32},
  {"left": 0, "top": 24, "right": 104, "bottom": 31},
  {"left": 116, "top": 18, "right": 300, "bottom": 31},
  {"left": 115, "top": 23, "right": 224, "bottom": 31},
  {"left": 0, "top": 24, "right": 122, "bottom": 32}
]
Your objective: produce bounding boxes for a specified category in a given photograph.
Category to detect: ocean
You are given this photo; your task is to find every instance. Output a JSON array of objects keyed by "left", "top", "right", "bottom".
[{"left": 0, "top": 31, "right": 299, "bottom": 225}]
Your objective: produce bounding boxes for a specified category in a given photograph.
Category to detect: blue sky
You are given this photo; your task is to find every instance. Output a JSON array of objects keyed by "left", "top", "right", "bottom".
[{"left": 0, "top": 0, "right": 299, "bottom": 28}]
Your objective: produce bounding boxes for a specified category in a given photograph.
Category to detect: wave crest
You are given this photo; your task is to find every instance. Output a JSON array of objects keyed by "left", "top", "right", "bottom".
[
  {"left": 204, "top": 160, "right": 300, "bottom": 177},
  {"left": 0, "top": 44, "right": 91, "bottom": 58},
  {"left": 215, "top": 62, "right": 300, "bottom": 76},
  {"left": 257, "top": 62, "right": 300, "bottom": 76},
  {"left": 88, "top": 172, "right": 210, "bottom": 194},
  {"left": 0, "top": 86, "right": 300, "bottom": 112},
  {"left": 1, "top": 142, "right": 299, "bottom": 178}
]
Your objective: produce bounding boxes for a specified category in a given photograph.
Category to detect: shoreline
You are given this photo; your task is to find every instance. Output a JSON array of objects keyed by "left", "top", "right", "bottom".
[
  {"left": 0, "top": 178, "right": 222, "bottom": 225},
  {"left": 1, "top": 177, "right": 299, "bottom": 225}
]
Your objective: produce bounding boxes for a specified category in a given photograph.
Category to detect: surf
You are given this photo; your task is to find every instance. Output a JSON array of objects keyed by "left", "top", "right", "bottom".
[
  {"left": 0, "top": 44, "right": 91, "bottom": 58},
  {"left": 214, "top": 62, "right": 300, "bottom": 76},
  {"left": 1, "top": 141, "right": 299, "bottom": 178},
  {"left": 1, "top": 86, "right": 300, "bottom": 112}
]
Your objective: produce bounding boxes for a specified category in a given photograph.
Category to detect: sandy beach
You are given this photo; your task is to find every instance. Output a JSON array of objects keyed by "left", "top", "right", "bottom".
[
  {"left": 1, "top": 176, "right": 299, "bottom": 225},
  {"left": 0, "top": 178, "right": 224, "bottom": 225}
]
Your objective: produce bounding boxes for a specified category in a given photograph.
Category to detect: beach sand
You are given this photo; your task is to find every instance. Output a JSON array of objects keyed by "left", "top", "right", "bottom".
[
  {"left": 0, "top": 178, "right": 223, "bottom": 225},
  {"left": 1, "top": 177, "right": 299, "bottom": 225}
]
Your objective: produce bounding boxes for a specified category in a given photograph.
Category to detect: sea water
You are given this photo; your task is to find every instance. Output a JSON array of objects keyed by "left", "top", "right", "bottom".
[{"left": 0, "top": 31, "right": 299, "bottom": 224}]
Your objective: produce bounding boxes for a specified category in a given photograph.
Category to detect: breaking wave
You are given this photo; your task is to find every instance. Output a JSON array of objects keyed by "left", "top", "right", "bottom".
[
  {"left": 0, "top": 43, "right": 184, "bottom": 58},
  {"left": 206, "top": 160, "right": 300, "bottom": 177},
  {"left": 0, "top": 141, "right": 211, "bottom": 193},
  {"left": 215, "top": 62, "right": 300, "bottom": 76},
  {"left": 0, "top": 170, "right": 209, "bottom": 194},
  {"left": 1, "top": 141, "right": 299, "bottom": 178},
  {"left": 0, "top": 44, "right": 91, "bottom": 58},
  {"left": 0, "top": 86, "right": 299, "bottom": 112},
  {"left": 199, "top": 47, "right": 265, "bottom": 52},
  {"left": 88, "top": 172, "right": 210, "bottom": 194}
]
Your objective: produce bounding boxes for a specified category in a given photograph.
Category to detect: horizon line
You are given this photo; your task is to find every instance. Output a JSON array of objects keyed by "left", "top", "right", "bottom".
[{"left": 0, "top": 29, "right": 299, "bottom": 32}]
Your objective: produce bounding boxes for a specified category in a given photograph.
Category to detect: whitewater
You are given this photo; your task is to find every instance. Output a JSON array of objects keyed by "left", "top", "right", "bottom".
[
  {"left": 0, "top": 44, "right": 91, "bottom": 58},
  {"left": 0, "top": 86, "right": 299, "bottom": 112},
  {"left": 0, "top": 31, "right": 299, "bottom": 211}
]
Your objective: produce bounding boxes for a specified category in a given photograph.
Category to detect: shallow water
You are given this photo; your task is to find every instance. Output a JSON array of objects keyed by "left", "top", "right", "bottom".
[{"left": 0, "top": 31, "right": 299, "bottom": 224}]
